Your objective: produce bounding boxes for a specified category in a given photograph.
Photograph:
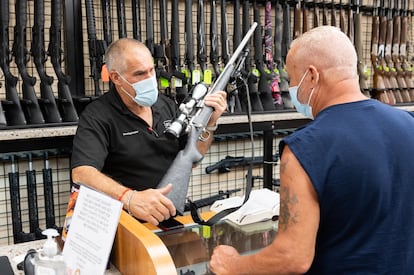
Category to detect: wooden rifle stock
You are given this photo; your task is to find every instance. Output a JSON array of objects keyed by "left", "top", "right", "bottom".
[
  {"left": 392, "top": 0, "right": 411, "bottom": 102},
  {"left": 322, "top": 0, "right": 329, "bottom": 25},
  {"left": 314, "top": 0, "right": 321, "bottom": 28},
  {"left": 339, "top": 0, "right": 347, "bottom": 33},
  {"left": 294, "top": 0, "right": 302, "bottom": 39},
  {"left": 355, "top": 0, "right": 370, "bottom": 96},
  {"left": 302, "top": 0, "right": 309, "bottom": 33},
  {"left": 331, "top": 0, "right": 337, "bottom": 27},
  {"left": 400, "top": 0, "right": 414, "bottom": 101},
  {"left": 384, "top": 0, "right": 403, "bottom": 103}
]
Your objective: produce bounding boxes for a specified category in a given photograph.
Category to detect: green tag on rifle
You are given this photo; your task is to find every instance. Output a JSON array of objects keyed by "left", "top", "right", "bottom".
[
  {"left": 160, "top": 77, "right": 169, "bottom": 88},
  {"left": 204, "top": 69, "right": 213, "bottom": 85},
  {"left": 182, "top": 68, "right": 190, "bottom": 79},
  {"left": 192, "top": 70, "right": 202, "bottom": 85},
  {"left": 252, "top": 68, "right": 260, "bottom": 77}
]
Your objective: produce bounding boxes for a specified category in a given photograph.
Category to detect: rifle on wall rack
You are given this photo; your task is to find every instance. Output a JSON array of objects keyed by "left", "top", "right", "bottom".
[
  {"left": 302, "top": 0, "right": 310, "bottom": 33},
  {"left": 294, "top": 0, "right": 302, "bottom": 39},
  {"left": 102, "top": 0, "right": 113, "bottom": 45},
  {"left": 132, "top": 0, "right": 141, "bottom": 41},
  {"left": 170, "top": 0, "right": 189, "bottom": 104},
  {"left": 371, "top": 0, "right": 392, "bottom": 104},
  {"left": 391, "top": 0, "right": 411, "bottom": 102},
  {"left": 322, "top": 0, "right": 330, "bottom": 25},
  {"left": 196, "top": 0, "right": 212, "bottom": 85},
  {"left": 26, "top": 153, "right": 43, "bottom": 239},
  {"left": 0, "top": 0, "right": 25, "bottom": 126},
  {"left": 32, "top": 0, "right": 62, "bottom": 123},
  {"left": 354, "top": 0, "right": 370, "bottom": 97},
  {"left": 13, "top": 0, "right": 45, "bottom": 125},
  {"left": 210, "top": 0, "right": 220, "bottom": 80},
  {"left": 400, "top": 0, "right": 414, "bottom": 101},
  {"left": 9, "top": 155, "right": 35, "bottom": 243},
  {"left": 154, "top": 0, "right": 173, "bottom": 96},
  {"left": 264, "top": 0, "right": 282, "bottom": 109},
  {"left": 184, "top": 0, "right": 195, "bottom": 86},
  {"left": 347, "top": 0, "right": 354, "bottom": 43},
  {"left": 49, "top": 0, "right": 78, "bottom": 121},
  {"left": 331, "top": 0, "right": 337, "bottom": 27},
  {"left": 116, "top": 0, "right": 127, "bottom": 39},
  {"left": 314, "top": 0, "right": 321, "bottom": 28},
  {"left": 241, "top": 0, "right": 264, "bottom": 112},
  {"left": 145, "top": 0, "right": 155, "bottom": 56},
  {"left": 43, "top": 152, "right": 57, "bottom": 229},
  {"left": 384, "top": 0, "right": 404, "bottom": 103},
  {"left": 339, "top": 0, "right": 347, "bottom": 34},
  {"left": 85, "top": 0, "right": 106, "bottom": 98},
  {"left": 253, "top": 0, "right": 275, "bottom": 111}
]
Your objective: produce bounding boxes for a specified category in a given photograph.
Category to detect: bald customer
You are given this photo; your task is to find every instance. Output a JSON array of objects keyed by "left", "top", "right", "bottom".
[
  {"left": 210, "top": 26, "right": 414, "bottom": 274},
  {"left": 71, "top": 38, "right": 227, "bottom": 226}
]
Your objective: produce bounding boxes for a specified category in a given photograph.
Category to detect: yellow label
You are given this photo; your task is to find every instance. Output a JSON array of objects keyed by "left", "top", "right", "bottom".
[{"left": 204, "top": 69, "right": 213, "bottom": 84}]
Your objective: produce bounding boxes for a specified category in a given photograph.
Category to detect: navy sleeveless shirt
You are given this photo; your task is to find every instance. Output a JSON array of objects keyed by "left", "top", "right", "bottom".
[{"left": 280, "top": 100, "right": 414, "bottom": 274}]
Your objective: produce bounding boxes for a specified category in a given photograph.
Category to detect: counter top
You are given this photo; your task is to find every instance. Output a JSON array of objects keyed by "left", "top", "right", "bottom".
[{"left": 0, "top": 240, "right": 121, "bottom": 274}]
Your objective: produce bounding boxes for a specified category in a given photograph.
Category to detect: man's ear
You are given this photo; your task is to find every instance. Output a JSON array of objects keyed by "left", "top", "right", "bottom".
[
  {"left": 110, "top": 71, "right": 121, "bottom": 85},
  {"left": 309, "top": 65, "right": 319, "bottom": 85}
]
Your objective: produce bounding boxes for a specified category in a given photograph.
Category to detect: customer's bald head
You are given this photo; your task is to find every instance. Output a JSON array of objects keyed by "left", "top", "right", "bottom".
[{"left": 287, "top": 26, "right": 358, "bottom": 80}]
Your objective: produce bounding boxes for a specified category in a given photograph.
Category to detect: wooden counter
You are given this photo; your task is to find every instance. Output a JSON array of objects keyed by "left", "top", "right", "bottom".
[{"left": 111, "top": 211, "right": 215, "bottom": 275}]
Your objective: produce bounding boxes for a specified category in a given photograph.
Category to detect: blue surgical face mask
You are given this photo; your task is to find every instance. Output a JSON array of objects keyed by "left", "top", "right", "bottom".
[
  {"left": 118, "top": 73, "right": 159, "bottom": 107},
  {"left": 288, "top": 70, "right": 315, "bottom": 119}
]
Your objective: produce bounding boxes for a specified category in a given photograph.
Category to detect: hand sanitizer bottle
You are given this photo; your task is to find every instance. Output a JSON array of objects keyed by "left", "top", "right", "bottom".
[{"left": 34, "top": 228, "right": 66, "bottom": 275}]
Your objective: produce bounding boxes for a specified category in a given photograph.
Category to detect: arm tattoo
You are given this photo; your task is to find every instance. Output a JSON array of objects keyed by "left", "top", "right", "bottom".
[{"left": 279, "top": 185, "right": 299, "bottom": 232}]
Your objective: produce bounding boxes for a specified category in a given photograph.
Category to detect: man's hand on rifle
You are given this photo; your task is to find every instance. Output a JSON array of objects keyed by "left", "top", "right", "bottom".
[
  {"left": 203, "top": 90, "right": 227, "bottom": 126},
  {"left": 123, "top": 183, "right": 176, "bottom": 226}
]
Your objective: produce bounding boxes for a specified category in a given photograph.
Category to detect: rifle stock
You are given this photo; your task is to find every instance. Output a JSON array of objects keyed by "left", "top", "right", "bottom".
[
  {"left": 116, "top": 0, "right": 127, "bottom": 39},
  {"left": 26, "top": 153, "right": 43, "bottom": 239},
  {"left": 158, "top": 23, "right": 258, "bottom": 214},
  {"left": 355, "top": 0, "right": 370, "bottom": 96},
  {"left": 253, "top": 1, "right": 275, "bottom": 111},
  {"left": 0, "top": 0, "right": 25, "bottom": 126},
  {"left": 43, "top": 152, "right": 56, "bottom": 229},
  {"left": 384, "top": 0, "right": 403, "bottom": 103},
  {"left": 49, "top": 0, "right": 78, "bottom": 121},
  {"left": 242, "top": 0, "right": 264, "bottom": 112},
  {"left": 13, "top": 0, "right": 45, "bottom": 125},
  {"left": 400, "top": 0, "right": 414, "bottom": 101},
  {"left": 32, "top": 0, "right": 62, "bottom": 123}
]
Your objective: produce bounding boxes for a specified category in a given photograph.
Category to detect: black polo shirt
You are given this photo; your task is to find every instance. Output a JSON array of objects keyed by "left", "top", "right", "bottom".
[{"left": 71, "top": 88, "right": 186, "bottom": 190}]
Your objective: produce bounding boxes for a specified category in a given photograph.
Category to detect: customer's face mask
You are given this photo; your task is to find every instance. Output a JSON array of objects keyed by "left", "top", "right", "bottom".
[
  {"left": 288, "top": 69, "right": 315, "bottom": 119},
  {"left": 118, "top": 73, "right": 158, "bottom": 107}
]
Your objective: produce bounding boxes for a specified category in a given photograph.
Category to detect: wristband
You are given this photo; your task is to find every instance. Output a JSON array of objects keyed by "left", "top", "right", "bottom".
[
  {"left": 126, "top": 190, "right": 136, "bottom": 215},
  {"left": 205, "top": 123, "right": 218, "bottom": 131},
  {"left": 118, "top": 187, "right": 131, "bottom": 201}
]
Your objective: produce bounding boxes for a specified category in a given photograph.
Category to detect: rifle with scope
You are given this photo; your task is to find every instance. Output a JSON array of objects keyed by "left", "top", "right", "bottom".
[{"left": 157, "top": 23, "right": 258, "bottom": 215}]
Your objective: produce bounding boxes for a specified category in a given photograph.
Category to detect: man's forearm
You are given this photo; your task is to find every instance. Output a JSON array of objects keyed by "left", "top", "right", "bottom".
[{"left": 71, "top": 166, "right": 130, "bottom": 201}]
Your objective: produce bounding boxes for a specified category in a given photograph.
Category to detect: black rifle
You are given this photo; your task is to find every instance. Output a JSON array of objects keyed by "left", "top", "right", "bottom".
[
  {"left": 43, "top": 152, "right": 56, "bottom": 229},
  {"left": 0, "top": 0, "right": 25, "bottom": 126},
  {"left": 170, "top": 0, "right": 188, "bottom": 104},
  {"left": 154, "top": 0, "right": 172, "bottom": 96},
  {"left": 49, "top": 0, "right": 79, "bottom": 122},
  {"left": 184, "top": 189, "right": 241, "bottom": 211},
  {"left": 253, "top": 0, "right": 275, "bottom": 111},
  {"left": 13, "top": 0, "right": 45, "bottom": 125},
  {"left": 26, "top": 153, "right": 43, "bottom": 239},
  {"left": 32, "top": 0, "right": 62, "bottom": 123},
  {"left": 275, "top": 0, "right": 292, "bottom": 108},
  {"left": 85, "top": 0, "right": 106, "bottom": 97},
  {"left": 196, "top": 0, "right": 211, "bottom": 84},
  {"left": 241, "top": 0, "right": 264, "bottom": 112},
  {"left": 116, "top": 0, "right": 127, "bottom": 38},
  {"left": 9, "top": 155, "right": 35, "bottom": 243},
  {"left": 102, "top": 0, "right": 113, "bottom": 45},
  {"left": 227, "top": 0, "right": 243, "bottom": 113},
  {"left": 132, "top": 0, "right": 141, "bottom": 41},
  {"left": 145, "top": 0, "right": 155, "bottom": 57},
  {"left": 184, "top": 0, "right": 195, "bottom": 86},
  {"left": 220, "top": 0, "right": 230, "bottom": 66},
  {"left": 159, "top": 23, "right": 258, "bottom": 214},
  {"left": 210, "top": 0, "right": 220, "bottom": 78},
  {"left": 206, "top": 154, "right": 279, "bottom": 174},
  {"left": 264, "top": 0, "right": 282, "bottom": 109}
]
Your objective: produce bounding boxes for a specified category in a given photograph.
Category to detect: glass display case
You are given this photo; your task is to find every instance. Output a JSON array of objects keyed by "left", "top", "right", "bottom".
[{"left": 155, "top": 219, "right": 278, "bottom": 274}]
